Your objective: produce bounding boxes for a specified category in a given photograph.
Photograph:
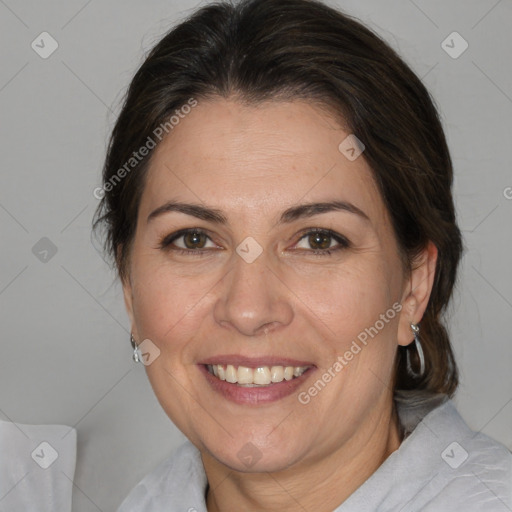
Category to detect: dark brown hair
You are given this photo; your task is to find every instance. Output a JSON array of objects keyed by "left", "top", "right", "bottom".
[{"left": 93, "top": 0, "right": 464, "bottom": 396}]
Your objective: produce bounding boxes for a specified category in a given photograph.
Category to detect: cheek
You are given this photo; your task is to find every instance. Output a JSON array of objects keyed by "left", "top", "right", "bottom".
[
  {"left": 129, "top": 261, "right": 218, "bottom": 355},
  {"left": 294, "top": 259, "right": 400, "bottom": 396},
  {"left": 294, "top": 259, "right": 394, "bottom": 338}
]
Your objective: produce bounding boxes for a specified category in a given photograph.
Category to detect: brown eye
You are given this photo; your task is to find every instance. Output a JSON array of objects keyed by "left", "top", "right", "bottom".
[
  {"left": 308, "top": 232, "right": 332, "bottom": 250},
  {"left": 158, "top": 228, "right": 217, "bottom": 253},
  {"left": 182, "top": 231, "right": 208, "bottom": 249},
  {"left": 294, "top": 228, "right": 350, "bottom": 256}
]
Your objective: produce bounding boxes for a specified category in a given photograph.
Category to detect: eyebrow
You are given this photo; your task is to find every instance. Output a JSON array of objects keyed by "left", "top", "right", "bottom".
[{"left": 146, "top": 199, "right": 370, "bottom": 226}]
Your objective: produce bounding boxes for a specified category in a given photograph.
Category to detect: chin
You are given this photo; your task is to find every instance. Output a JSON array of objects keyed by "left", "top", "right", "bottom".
[{"left": 203, "top": 434, "right": 306, "bottom": 473}]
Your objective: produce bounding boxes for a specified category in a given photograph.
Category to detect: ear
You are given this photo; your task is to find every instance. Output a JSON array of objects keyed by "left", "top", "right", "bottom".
[
  {"left": 118, "top": 244, "right": 138, "bottom": 340},
  {"left": 397, "top": 241, "right": 438, "bottom": 347}
]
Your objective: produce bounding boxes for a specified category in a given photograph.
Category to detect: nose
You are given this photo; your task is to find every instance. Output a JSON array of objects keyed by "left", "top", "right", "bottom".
[{"left": 213, "top": 249, "right": 294, "bottom": 337}]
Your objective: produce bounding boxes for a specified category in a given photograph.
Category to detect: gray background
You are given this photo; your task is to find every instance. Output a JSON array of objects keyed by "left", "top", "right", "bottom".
[{"left": 0, "top": 0, "right": 511, "bottom": 510}]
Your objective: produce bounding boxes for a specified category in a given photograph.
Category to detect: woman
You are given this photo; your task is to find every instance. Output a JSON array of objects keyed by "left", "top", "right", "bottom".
[{"left": 93, "top": 0, "right": 512, "bottom": 510}]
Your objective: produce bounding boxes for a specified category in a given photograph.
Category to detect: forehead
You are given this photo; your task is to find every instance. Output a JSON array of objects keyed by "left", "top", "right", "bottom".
[{"left": 140, "top": 98, "right": 387, "bottom": 228}]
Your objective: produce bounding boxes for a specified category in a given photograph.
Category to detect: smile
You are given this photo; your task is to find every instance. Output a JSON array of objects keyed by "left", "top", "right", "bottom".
[
  {"left": 206, "top": 364, "right": 310, "bottom": 386},
  {"left": 199, "top": 363, "right": 315, "bottom": 405}
]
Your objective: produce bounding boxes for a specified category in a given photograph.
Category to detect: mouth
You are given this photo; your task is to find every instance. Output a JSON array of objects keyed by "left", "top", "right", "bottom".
[
  {"left": 198, "top": 360, "right": 316, "bottom": 405},
  {"left": 205, "top": 363, "right": 311, "bottom": 386}
]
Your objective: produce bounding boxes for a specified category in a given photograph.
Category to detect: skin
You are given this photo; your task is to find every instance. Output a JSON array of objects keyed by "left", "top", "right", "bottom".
[{"left": 122, "top": 97, "right": 438, "bottom": 511}]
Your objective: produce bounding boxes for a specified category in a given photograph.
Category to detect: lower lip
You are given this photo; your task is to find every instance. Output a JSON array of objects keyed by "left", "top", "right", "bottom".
[{"left": 198, "top": 364, "right": 315, "bottom": 405}]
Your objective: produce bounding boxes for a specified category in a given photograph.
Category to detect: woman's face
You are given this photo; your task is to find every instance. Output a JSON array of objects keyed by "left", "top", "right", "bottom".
[{"left": 122, "top": 98, "right": 435, "bottom": 473}]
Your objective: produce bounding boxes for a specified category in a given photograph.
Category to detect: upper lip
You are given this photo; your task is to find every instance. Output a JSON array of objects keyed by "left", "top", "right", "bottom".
[{"left": 199, "top": 355, "right": 315, "bottom": 368}]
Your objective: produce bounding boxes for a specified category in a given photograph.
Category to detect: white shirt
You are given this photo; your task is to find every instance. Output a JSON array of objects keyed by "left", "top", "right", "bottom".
[
  {"left": 0, "top": 420, "right": 77, "bottom": 512},
  {"left": 117, "top": 392, "right": 512, "bottom": 511}
]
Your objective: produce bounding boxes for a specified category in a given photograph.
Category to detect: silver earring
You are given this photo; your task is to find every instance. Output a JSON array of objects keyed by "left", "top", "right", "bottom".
[
  {"left": 406, "top": 323, "right": 425, "bottom": 377},
  {"left": 130, "top": 333, "right": 141, "bottom": 363}
]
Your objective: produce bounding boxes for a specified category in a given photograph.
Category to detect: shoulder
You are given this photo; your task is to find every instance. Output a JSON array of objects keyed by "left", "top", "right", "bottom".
[
  {"left": 117, "top": 440, "right": 207, "bottom": 512},
  {"left": 399, "top": 394, "right": 512, "bottom": 511},
  {"left": 425, "top": 397, "right": 511, "bottom": 470},
  {"left": 440, "top": 410, "right": 512, "bottom": 510}
]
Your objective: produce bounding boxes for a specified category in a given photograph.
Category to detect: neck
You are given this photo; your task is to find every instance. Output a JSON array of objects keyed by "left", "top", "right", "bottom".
[{"left": 203, "top": 396, "right": 403, "bottom": 512}]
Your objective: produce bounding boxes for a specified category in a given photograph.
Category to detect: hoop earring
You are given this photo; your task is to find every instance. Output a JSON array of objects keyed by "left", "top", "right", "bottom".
[
  {"left": 130, "top": 333, "right": 141, "bottom": 363},
  {"left": 406, "top": 323, "right": 425, "bottom": 377}
]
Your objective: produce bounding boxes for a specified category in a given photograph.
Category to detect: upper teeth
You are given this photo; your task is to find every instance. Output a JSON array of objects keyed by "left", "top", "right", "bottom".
[{"left": 207, "top": 364, "right": 309, "bottom": 386}]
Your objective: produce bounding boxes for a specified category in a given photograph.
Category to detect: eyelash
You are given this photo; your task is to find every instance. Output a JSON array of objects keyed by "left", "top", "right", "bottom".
[{"left": 157, "top": 228, "right": 351, "bottom": 257}]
